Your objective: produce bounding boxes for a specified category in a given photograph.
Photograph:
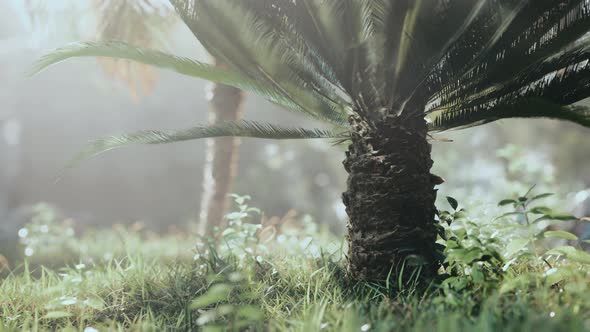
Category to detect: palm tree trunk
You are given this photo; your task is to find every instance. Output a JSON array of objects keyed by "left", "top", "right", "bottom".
[
  {"left": 343, "top": 113, "right": 440, "bottom": 281},
  {"left": 198, "top": 65, "right": 244, "bottom": 235}
]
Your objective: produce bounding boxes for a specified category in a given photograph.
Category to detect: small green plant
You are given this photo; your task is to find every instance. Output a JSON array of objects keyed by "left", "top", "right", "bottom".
[
  {"left": 493, "top": 187, "right": 590, "bottom": 294},
  {"left": 216, "top": 194, "right": 264, "bottom": 260},
  {"left": 438, "top": 197, "right": 505, "bottom": 303},
  {"left": 495, "top": 186, "right": 584, "bottom": 264},
  {"left": 200, "top": 194, "right": 339, "bottom": 263},
  {"left": 438, "top": 188, "right": 590, "bottom": 307}
]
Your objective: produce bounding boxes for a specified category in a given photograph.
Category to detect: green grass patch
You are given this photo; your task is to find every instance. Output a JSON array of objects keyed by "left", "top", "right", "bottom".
[{"left": 1, "top": 195, "right": 589, "bottom": 331}]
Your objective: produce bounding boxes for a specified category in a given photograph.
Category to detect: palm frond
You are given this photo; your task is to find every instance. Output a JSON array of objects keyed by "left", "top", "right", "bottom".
[
  {"left": 67, "top": 120, "right": 343, "bottom": 167},
  {"left": 32, "top": 0, "right": 590, "bottom": 133},
  {"left": 30, "top": 41, "right": 236, "bottom": 79},
  {"left": 170, "top": 0, "right": 352, "bottom": 125},
  {"left": 30, "top": 41, "right": 350, "bottom": 126},
  {"left": 170, "top": 0, "right": 590, "bottom": 132},
  {"left": 426, "top": 0, "right": 590, "bottom": 131},
  {"left": 428, "top": 98, "right": 590, "bottom": 132}
]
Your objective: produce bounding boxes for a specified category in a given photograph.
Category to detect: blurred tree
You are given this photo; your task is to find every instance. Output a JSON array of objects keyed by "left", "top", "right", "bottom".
[
  {"left": 34, "top": 1, "right": 590, "bottom": 282},
  {"left": 97, "top": 1, "right": 247, "bottom": 235},
  {"left": 14, "top": 0, "right": 176, "bottom": 95},
  {"left": 198, "top": 62, "right": 244, "bottom": 235},
  {"left": 94, "top": 0, "right": 176, "bottom": 100},
  {"left": 21, "top": 0, "right": 245, "bottom": 234}
]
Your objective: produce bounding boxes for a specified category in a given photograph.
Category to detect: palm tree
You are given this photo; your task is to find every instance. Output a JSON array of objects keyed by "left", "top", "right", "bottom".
[{"left": 32, "top": 0, "right": 590, "bottom": 282}]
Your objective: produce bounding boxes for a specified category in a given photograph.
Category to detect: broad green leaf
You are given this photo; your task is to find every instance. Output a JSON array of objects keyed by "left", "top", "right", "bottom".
[
  {"left": 529, "top": 193, "right": 554, "bottom": 202},
  {"left": 529, "top": 206, "right": 552, "bottom": 215},
  {"left": 533, "top": 213, "right": 578, "bottom": 223},
  {"left": 225, "top": 212, "right": 248, "bottom": 220},
  {"left": 543, "top": 231, "right": 578, "bottom": 241},
  {"left": 221, "top": 228, "right": 236, "bottom": 237},
  {"left": 548, "top": 213, "right": 578, "bottom": 221},
  {"left": 471, "top": 265, "right": 485, "bottom": 284},
  {"left": 446, "top": 248, "right": 485, "bottom": 264},
  {"left": 463, "top": 248, "right": 485, "bottom": 264},
  {"left": 446, "top": 197, "right": 459, "bottom": 210},
  {"left": 498, "top": 199, "right": 517, "bottom": 207},
  {"left": 196, "top": 309, "right": 219, "bottom": 326},
  {"left": 190, "top": 284, "right": 232, "bottom": 309}
]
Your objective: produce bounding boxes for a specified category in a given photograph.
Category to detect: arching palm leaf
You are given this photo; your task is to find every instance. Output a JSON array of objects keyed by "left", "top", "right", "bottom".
[
  {"left": 32, "top": 41, "right": 349, "bottom": 126},
  {"left": 67, "top": 120, "right": 340, "bottom": 167},
  {"left": 167, "top": 0, "right": 590, "bottom": 131},
  {"left": 425, "top": 0, "right": 590, "bottom": 130},
  {"left": 428, "top": 99, "right": 590, "bottom": 132},
  {"left": 34, "top": 1, "right": 590, "bottom": 134}
]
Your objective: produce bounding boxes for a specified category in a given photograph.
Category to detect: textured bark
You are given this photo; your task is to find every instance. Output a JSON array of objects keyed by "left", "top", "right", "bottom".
[
  {"left": 343, "top": 113, "right": 440, "bottom": 281},
  {"left": 198, "top": 72, "right": 244, "bottom": 235}
]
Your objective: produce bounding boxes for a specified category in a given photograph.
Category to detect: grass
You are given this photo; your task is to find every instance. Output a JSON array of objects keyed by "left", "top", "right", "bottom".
[{"left": 1, "top": 199, "right": 589, "bottom": 331}]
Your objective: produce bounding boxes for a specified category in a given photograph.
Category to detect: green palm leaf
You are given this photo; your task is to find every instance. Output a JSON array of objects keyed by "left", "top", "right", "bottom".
[
  {"left": 426, "top": 0, "right": 590, "bottom": 131},
  {"left": 32, "top": 1, "right": 590, "bottom": 134},
  {"left": 428, "top": 99, "right": 590, "bottom": 132},
  {"left": 170, "top": 0, "right": 352, "bottom": 125},
  {"left": 30, "top": 41, "right": 350, "bottom": 126},
  {"left": 67, "top": 120, "right": 341, "bottom": 167}
]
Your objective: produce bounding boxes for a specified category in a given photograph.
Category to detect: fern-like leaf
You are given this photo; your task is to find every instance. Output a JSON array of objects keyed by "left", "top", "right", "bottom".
[
  {"left": 428, "top": 99, "right": 590, "bottom": 132},
  {"left": 31, "top": 41, "right": 350, "bottom": 126},
  {"left": 67, "top": 120, "right": 342, "bottom": 167}
]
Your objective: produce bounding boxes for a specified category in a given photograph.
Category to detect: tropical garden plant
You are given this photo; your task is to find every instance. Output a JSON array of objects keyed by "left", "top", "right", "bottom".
[{"left": 32, "top": 0, "right": 590, "bottom": 282}]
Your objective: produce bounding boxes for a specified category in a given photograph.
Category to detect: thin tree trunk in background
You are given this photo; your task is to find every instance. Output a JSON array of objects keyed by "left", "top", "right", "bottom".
[
  {"left": 343, "top": 112, "right": 441, "bottom": 281},
  {"left": 198, "top": 61, "right": 245, "bottom": 235}
]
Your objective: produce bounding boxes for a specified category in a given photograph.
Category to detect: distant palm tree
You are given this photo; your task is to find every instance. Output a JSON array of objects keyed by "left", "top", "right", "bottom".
[
  {"left": 97, "top": 1, "right": 246, "bottom": 235},
  {"left": 93, "top": 0, "right": 174, "bottom": 99},
  {"left": 32, "top": 0, "right": 590, "bottom": 282},
  {"left": 23, "top": 0, "right": 245, "bottom": 234}
]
